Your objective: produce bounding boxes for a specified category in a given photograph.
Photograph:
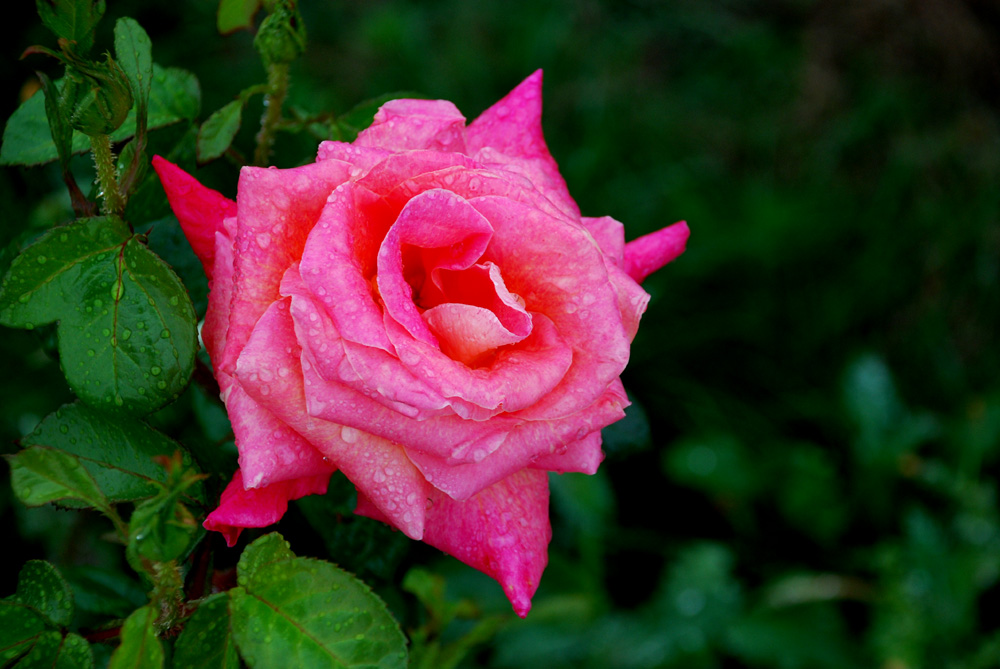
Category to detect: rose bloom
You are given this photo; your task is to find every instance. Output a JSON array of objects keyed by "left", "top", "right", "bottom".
[{"left": 154, "top": 71, "right": 687, "bottom": 616}]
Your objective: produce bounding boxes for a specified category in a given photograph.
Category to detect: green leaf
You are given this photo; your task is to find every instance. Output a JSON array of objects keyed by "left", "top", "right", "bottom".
[
  {"left": 217, "top": 0, "right": 261, "bottom": 34},
  {"left": 1, "top": 65, "right": 200, "bottom": 167},
  {"left": 107, "top": 606, "right": 163, "bottom": 669},
  {"left": 35, "top": 0, "right": 106, "bottom": 55},
  {"left": 230, "top": 533, "right": 408, "bottom": 669},
  {"left": 6, "top": 446, "right": 112, "bottom": 514},
  {"left": 22, "top": 403, "right": 203, "bottom": 504},
  {"left": 0, "top": 216, "right": 198, "bottom": 414},
  {"left": 173, "top": 593, "right": 240, "bottom": 669},
  {"left": 12, "top": 631, "right": 93, "bottom": 669},
  {"left": 197, "top": 100, "right": 243, "bottom": 163},
  {"left": 12, "top": 561, "right": 74, "bottom": 629},
  {"left": 37, "top": 72, "right": 74, "bottom": 171},
  {"left": 128, "top": 484, "right": 203, "bottom": 562},
  {"left": 0, "top": 603, "right": 47, "bottom": 665},
  {"left": 113, "top": 18, "right": 152, "bottom": 115}
]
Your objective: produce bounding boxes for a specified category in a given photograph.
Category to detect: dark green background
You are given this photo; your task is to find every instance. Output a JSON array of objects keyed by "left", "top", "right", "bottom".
[{"left": 3, "top": 1, "right": 1000, "bottom": 666}]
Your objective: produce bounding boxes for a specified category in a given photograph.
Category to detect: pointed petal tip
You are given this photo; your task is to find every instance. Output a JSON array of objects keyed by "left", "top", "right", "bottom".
[
  {"left": 623, "top": 220, "right": 689, "bottom": 283},
  {"left": 152, "top": 155, "right": 237, "bottom": 280}
]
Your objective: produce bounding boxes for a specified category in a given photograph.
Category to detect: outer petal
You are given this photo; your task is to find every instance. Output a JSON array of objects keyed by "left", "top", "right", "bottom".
[
  {"left": 421, "top": 469, "right": 550, "bottom": 618},
  {"left": 152, "top": 156, "right": 236, "bottom": 280},
  {"left": 623, "top": 221, "right": 690, "bottom": 283},
  {"left": 581, "top": 216, "right": 625, "bottom": 268},
  {"left": 219, "top": 160, "right": 352, "bottom": 375},
  {"left": 530, "top": 430, "right": 604, "bottom": 474},
  {"left": 237, "top": 296, "right": 431, "bottom": 539},
  {"left": 466, "top": 70, "right": 579, "bottom": 219},
  {"left": 356, "top": 468, "right": 550, "bottom": 618},
  {"left": 401, "top": 379, "right": 626, "bottom": 500},
  {"left": 202, "top": 216, "right": 237, "bottom": 365},
  {"left": 356, "top": 99, "right": 467, "bottom": 153},
  {"left": 226, "top": 379, "right": 334, "bottom": 488},
  {"left": 203, "top": 469, "right": 332, "bottom": 547}
]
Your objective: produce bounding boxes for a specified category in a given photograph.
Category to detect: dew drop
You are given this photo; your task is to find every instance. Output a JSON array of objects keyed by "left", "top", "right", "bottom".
[{"left": 150, "top": 366, "right": 161, "bottom": 376}]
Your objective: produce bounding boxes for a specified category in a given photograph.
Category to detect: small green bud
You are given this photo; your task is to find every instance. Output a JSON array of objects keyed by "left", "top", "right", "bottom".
[
  {"left": 65, "top": 53, "right": 133, "bottom": 136},
  {"left": 253, "top": 0, "right": 306, "bottom": 66}
]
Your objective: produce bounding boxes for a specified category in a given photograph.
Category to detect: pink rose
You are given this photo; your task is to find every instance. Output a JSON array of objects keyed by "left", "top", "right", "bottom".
[{"left": 153, "top": 71, "right": 687, "bottom": 617}]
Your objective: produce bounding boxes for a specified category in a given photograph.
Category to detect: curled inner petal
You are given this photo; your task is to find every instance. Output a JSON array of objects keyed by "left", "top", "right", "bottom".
[
  {"left": 421, "top": 262, "right": 532, "bottom": 366},
  {"left": 376, "top": 189, "right": 494, "bottom": 345}
]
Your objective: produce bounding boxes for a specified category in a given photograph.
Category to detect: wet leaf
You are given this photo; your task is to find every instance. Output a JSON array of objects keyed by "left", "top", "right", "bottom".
[
  {"left": 173, "top": 593, "right": 240, "bottom": 669},
  {"left": 0, "top": 216, "right": 198, "bottom": 414},
  {"left": 12, "top": 561, "right": 74, "bottom": 629},
  {"left": 107, "top": 606, "right": 162, "bottom": 669},
  {"left": 11, "top": 630, "right": 93, "bottom": 668},
  {"left": 230, "top": 533, "right": 407, "bottom": 669},
  {"left": 22, "top": 402, "right": 203, "bottom": 504},
  {"left": 6, "top": 446, "right": 112, "bottom": 514},
  {"left": 0, "top": 603, "right": 47, "bottom": 666}
]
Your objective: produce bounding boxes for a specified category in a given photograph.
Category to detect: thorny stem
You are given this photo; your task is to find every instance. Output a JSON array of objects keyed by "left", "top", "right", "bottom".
[
  {"left": 253, "top": 62, "right": 289, "bottom": 166},
  {"left": 91, "top": 133, "right": 124, "bottom": 216}
]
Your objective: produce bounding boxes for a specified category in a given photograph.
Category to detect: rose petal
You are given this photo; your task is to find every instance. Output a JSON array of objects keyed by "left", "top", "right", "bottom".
[
  {"left": 384, "top": 311, "right": 572, "bottom": 417},
  {"left": 421, "top": 469, "right": 551, "bottom": 618},
  {"left": 623, "top": 220, "right": 689, "bottom": 283},
  {"left": 466, "top": 70, "right": 579, "bottom": 219},
  {"left": 581, "top": 216, "right": 625, "bottom": 268},
  {"left": 470, "top": 195, "right": 630, "bottom": 419},
  {"left": 376, "top": 189, "right": 494, "bottom": 346},
  {"left": 204, "top": 469, "right": 332, "bottom": 547},
  {"left": 355, "top": 468, "right": 551, "bottom": 617},
  {"left": 529, "top": 430, "right": 604, "bottom": 474},
  {"left": 202, "top": 217, "right": 237, "bottom": 364},
  {"left": 281, "top": 263, "right": 450, "bottom": 418},
  {"left": 152, "top": 156, "right": 236, "bottom": 280},
  {"left": 219, "top": 160, "right": 353, "bottom": 376},
  {"left": 237, "top": 296, "right": 431, "bottom": 539},
  {"left": 356, "top": 99, "right": 467, "bottom": 153},
  {"left": 300, "top": 182, "right": 396, "bottom": 352},
  {"left": 226, "top": 378, "right": 333, "bottom": 488},
  {"left": 316, "top": 141, "right": 392, "bottom": 171},
  {"left": 401, "top": 380, "right": 626, "bottom": 499}
]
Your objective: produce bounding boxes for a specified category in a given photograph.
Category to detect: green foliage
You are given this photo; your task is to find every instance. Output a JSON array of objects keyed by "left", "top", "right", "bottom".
[
  {"left": 0, "top": 66, "right": 199, "bottom": 167},
  {"left": 172, "top": 594, "right": 240, "bottom": 669},
  {"left": 0, "top": 562, "right": 93, "bottom": 668},
  {"left": 217, "top": 0, "right": 262, "bottom": 35},
  {"left": 197, "top": 100, "right": 243, "bottom": 163},
  {"left": 6, "top": 446, "right": 113, "bottom": 515},
  {"left": 22, "top": 402, "right": 204, "bottom": 504},
  {"left": 107, "top": 606, "right": 163, "bottom": 669},
  {"left": 11, "top": 631, "right": 93, "bottom": 669},
  {"left": 0, "top": 216, "right": 197, "bottom": 414},
  {"left": 35, "top": 0, "right": 105, "bottom": 56},
  {"left": 229, "top": 533, "right": 408, "bottom": 669},
  {"left": 9, "top": 561, "right": 74, "bottom": 629}
]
